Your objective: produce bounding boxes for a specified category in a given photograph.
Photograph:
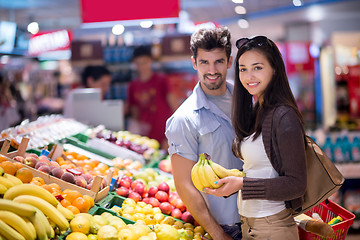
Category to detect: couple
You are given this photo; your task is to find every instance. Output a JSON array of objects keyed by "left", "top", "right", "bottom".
[{"left": 165, "top": 27, "right": 307, "bottom": 240}]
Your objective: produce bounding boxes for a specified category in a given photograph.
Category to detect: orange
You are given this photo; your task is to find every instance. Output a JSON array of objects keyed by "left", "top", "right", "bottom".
[
  {"left": 48, "top": 183, "right": 61, "bottom": 191},
  {"left": 63, "top": 190, "right": 83, "bottom": 203},
  {"left": 0, "top": 161, "right": 17, "bottom": 175},
  {"left": 61, "top": 199, "right": 71, "bottom": 208},
  {"left": 51, "top": 188, "right": 62, "bottom": 196},
  {"left": 31, "top": 176, "right": 45, "bottom": 185},
  {"left": 64, "top": 151, "right": 78, "bottom": 159},
  {"left": 83, "top": 195, "right": 95, "bottom": 208},
  {"left": 76, "top": 154, "right": 88, "bottom": 161},
  {"left": 66, "top": 205, "right": 80, "bottom": 215},
  {"left": 15, "top": 167, "right": 33, "bottom": 183},
  {"left": 41, "top": 184, "right": 53, "bottom": 193},
  {"left": 0, "top": 156, "right": 8, "bottom": 163},
  {"left": 14, "top": 162, "right": 24, "bottom": 170},
  {"left": 72, "top": 196, "right": 90, "bottom": 213}
]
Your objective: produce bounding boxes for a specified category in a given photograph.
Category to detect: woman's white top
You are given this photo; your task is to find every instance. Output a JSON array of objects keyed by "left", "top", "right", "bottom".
[{"left": 238, "top": 133, "right": 286, "bottom": 218}]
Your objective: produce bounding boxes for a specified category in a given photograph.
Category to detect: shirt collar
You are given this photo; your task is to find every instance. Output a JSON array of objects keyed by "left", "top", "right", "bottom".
[{"left": 193, "top": 81, "right": 234, "bottom": 111}]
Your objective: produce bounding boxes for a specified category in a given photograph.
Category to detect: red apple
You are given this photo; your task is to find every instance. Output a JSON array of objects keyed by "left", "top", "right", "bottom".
[
  {"left": 131, "top": 180, "right": 144, "bottom": 190},
  {"left": 171, "top": 208, "right": 183, "bottom": 219},
  {"left": 133, "top": 183, "right": 145, "bottom": 195},
  {"left": 174, "top": 198, "right": 187, "bottom": 212},
  {"left": 119, "top": 179, "right": 131, "bottom": 189},
  {"left": 128, "top": 191, "right": 142, "bottom": 202},
  {"left": 142, "top": 197, "right": 150, "bottom": 204},
  {"left": 155, "top": 190, "right": 169, "bottom": 203},
  {"left": 148, "top": 197, "right": 160, "bottom": 208},
  {"left": 116, "top": 186, "right": 129, "bottom": 197},
  {"left": 121, "top": 175, "right": 132, "bottom": 184},
  {"left": 158, "top": 182, "right": 170, "bottom": 193},
  {"left": 25, "top": 156, "right": 38, "bottom": 168},
  {"left": 159, "top": 202, "right": 172, "bottom": 215},
  {"left": 147, "top": 186, "right": 159, "bottom": 198},
  {"left": 181, "top": 211, "right": 195, "bottom": 224},
  {"left": 158, "top": 159, "right": 172, "bottom": 173}
]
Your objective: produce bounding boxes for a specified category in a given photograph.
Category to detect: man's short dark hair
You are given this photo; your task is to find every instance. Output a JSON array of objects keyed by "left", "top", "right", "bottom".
[
  {"left": 190, "top": 27, "right": 232, "bottom": 61},
  {"left": 132, "top": 45, "right": 152, "bottom": 60}
]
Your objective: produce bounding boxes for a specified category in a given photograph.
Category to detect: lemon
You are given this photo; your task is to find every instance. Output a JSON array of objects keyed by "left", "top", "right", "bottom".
[
  {"left": 66, "top": 232, "right": 88, "bottom": 240},
  {"left": 130, "top": 223, "right": 152, "bottom": 238},
  {"left": 97, "top": 225, "right": 118, "bottom": 240},
  {"left": 154, "top": 224, "right": 180, "bottom": 240},
  {"left": 70, "top": 215, "right": 91, "bottom": 234},
  {"left": 118, "top": 228, "right": 137, "bottom": 240},
  {"left": 88, "top": 234, "right": 98, "bottom": 240}
]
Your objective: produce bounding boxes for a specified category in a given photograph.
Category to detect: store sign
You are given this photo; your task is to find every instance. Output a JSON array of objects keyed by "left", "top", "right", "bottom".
[
  {"left": 80, "top": 0, "right": 179, "bottom": 24},
  {"left": 28, "top": 30, "right": 72, "bottom": 56}
]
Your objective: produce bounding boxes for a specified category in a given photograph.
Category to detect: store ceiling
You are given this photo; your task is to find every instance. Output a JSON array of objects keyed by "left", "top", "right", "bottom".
[{"left": 0, "top": 0, "right": 359, "bottom": 32}]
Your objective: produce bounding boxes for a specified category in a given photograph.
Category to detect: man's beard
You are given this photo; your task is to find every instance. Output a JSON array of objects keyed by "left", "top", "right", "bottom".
[{"left": 202, "top": 73, "right": 225, "bottom": 90}]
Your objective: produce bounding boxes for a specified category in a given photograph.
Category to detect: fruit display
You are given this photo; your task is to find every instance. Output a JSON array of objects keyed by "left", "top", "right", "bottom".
[
  {"left": 0, "top": 183, "right": 77, "bottom": 239},
  {"left": 0, "top": 120, "right": 217, "bottom": 240},
  {"left": 191, "top": 153, "right": 245, "bottom": 191},
  {"left": 0, "top": 115, "right": 88, "bottom": 149}
]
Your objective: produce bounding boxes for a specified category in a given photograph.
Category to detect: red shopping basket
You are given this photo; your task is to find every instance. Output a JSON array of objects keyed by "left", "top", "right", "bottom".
[{"left": 298, "top": 200, "right": 356, "bottom": 240}]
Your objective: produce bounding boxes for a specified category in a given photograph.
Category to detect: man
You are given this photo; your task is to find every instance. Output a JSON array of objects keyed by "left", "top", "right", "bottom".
[
  {"left": 126, "top": 45, "right": 178, "bottom": 149},
  {"left": 165, "top": 27, "right": 243, "bottom": 240}
]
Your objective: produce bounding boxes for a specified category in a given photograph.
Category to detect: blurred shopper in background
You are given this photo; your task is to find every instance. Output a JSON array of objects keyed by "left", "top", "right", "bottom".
[
  {"left": 126, "top": 45, "right": 178, "bottom": 149},
  {"left": 166, "top": 27, "right": 243, "bottom": 240},
  {"left": 0, "top": 72, "right": 22, "bottom": 131},
  {"left": 80, "top": 65, "right": 112, "bottom": 99},
  {"left": 205, "top": 36, "right": 307, "bottom": 240},
  {"left": 63, "top": 65, "right": 112, "bottom": 117}
]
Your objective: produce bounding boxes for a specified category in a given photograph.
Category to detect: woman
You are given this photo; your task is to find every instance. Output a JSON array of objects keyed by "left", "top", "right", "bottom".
[{"left": 204, "top": 36, "right": 307, "bottom": 239}]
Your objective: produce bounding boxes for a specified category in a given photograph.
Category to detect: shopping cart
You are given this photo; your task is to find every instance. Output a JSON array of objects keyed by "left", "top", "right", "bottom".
[{"left": 298, "top": 200, "right": 356, "bottom": 240}]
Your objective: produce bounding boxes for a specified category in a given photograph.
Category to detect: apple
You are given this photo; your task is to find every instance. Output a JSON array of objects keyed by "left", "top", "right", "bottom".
[
  {"left": 155, "top": 190, "right": 169, "bottom": 203},
  {"left": 116, "top": 186, "right": 129, "bottom": 197},
  {"left": 181, "top": 211, "right": 195, "bottom": 224},
  {"left": 121, "top": 176, "right": 132, "bottom": 183},
  {"left": 133, "top": 183, "right": 145, "bottom": 195},
  {"left": 171, "top": 208, "right": 183, "bottom": 219},
  {"left": 174, "top": 198, "right": 186, "bottom": 212},
  {"left": 158, "top": 182, "right": 170, "bottom": 193},
  {"left": 158, "top": 159, "right": 172, "bottom": 173},
  {"left": 148, "top": 197, "right": 160, "bottom": 208},
  {"left": 147, "top": 186, "right": 159, "bottom": 198},
  {"left": 142, "top": 197, "right": 150, "bottom": 204},
  {"left": 159, "top": 202, "right": 172, "bottom": 215},
  {"left": 119, "top": 179, "right": 131, "bottom": 189},
  {"left": 128, "top": 191, "right": 142, "bottom": 202},
  {"left": 131, "top": 180, "right": 144, "bottom": 190},
  {"left": 25, "top": 156, "right": 38, "bottom": 168}
]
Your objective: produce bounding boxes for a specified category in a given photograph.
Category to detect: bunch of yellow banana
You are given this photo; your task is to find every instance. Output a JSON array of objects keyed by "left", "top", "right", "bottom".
[
  {"left": 191, "top": 153, "right": 245, "bottom": 191},
  {"left": 0, "top": 165, "right": 23, "bottom": 195},
  {"left": 0, "top": 183, "right": 74, "bottom": 240}
]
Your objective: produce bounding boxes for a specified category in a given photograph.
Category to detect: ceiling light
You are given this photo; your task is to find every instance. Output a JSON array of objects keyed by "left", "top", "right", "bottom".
[
  {"left": 238, "top": 19, "right": 249, "bottom": 29},
  {"left": 235, "top": 6, "right": 246, "bottom": 14},
  {"left": 112, "top": 24, "right": 125, "bottom": 35},
  {"left": 140, "top": 21, "right": 153, "bottom": 28},
  {"left": 232, "top": 0, "right": 244, "bottom": 3},
  {"left": 293, "top": 0, "right": 302, "bottom": 7},
  {"left": 27, "top": 21, "right": 39, "bottom": 34}
]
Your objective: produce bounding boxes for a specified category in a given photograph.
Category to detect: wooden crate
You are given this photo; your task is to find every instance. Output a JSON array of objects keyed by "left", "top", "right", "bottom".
[{"left": 0, "top": 138, "right": 111, "bottom": 202}]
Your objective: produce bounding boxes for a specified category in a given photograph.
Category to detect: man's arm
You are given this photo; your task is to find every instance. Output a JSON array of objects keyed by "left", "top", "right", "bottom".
[{"left": 171, "top": 154, "right": 233, "bottom": 240}]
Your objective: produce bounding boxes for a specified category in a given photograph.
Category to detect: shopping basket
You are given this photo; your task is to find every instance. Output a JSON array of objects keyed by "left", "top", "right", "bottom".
[{"left": 298, "top": 199, "right": 356, "bottom": 240}]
